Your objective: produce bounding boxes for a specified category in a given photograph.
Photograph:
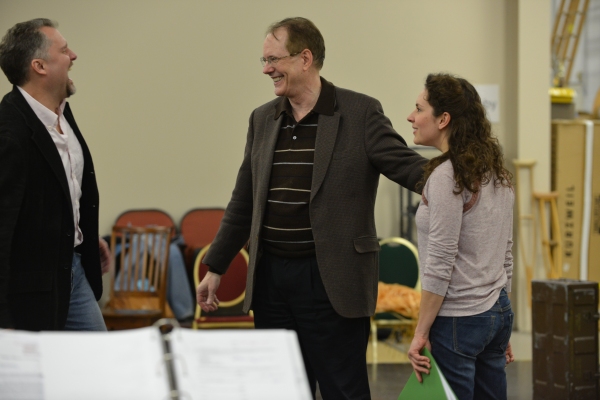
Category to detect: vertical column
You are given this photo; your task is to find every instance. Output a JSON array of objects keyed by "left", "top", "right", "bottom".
[{"left": 513, "top": 0, "right": 552, "bottom": 332}]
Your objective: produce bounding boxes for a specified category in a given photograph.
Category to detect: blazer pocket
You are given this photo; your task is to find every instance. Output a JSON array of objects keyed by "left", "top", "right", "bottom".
[{"left": 353, "top": 236, "right": 380, "bottom": 253}]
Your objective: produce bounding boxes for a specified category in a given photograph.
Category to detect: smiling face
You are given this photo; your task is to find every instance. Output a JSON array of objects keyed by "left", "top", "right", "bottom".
[
  {"left": 261, "top": 28, "right": 304, "bottom": 100},
  {"left": 39, "top": 26, "right": 77, "bottom": 100},
  {"left": 407, "top": 89, "right": 449, "bottom": 152}
]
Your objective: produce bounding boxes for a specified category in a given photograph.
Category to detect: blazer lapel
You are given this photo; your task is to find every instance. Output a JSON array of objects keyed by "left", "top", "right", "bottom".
[
  {"left": 254, "top": 112, "right": 281, "bottom": 218},
  {"left": 311, "top": 112, "right": 340, "bottom": 201},
  {"left": 9, "top": 88, "right": 72, "bottom": 211}
]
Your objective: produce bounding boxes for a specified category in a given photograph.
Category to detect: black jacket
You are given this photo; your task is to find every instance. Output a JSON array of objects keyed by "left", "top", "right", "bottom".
[{"left": 0, "top": 86, "right": 101, "bottom": 330}]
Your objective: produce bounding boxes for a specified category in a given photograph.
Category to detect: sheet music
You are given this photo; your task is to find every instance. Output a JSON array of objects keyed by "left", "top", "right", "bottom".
[
  {"left": 0, "top": 327, "right": 169, "bottom": 400},
  {"left": 0, "top": 330, "right": 44, "bottom": 400},
  {"left": 40, "top": 327, "right": 169, "bottom": 400},
  {"left": 171, "top": 328, "right": 312, "bottom": 400}
]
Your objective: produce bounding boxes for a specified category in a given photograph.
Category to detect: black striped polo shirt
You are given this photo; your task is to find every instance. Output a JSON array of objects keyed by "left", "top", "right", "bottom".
[{"left": 261, "top": 78, "right": 335, "bottom": 258}]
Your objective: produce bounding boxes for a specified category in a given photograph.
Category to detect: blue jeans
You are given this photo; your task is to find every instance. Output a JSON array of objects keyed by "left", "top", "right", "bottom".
[
  {"left": 430, "top": 289, "right": 513, "bottom": 400},
  {"left": 63, "top": 253, "right": 107, "bottom": 331},
  {"left": 166, "top": 242, "right": 194, "bottom": 320}
]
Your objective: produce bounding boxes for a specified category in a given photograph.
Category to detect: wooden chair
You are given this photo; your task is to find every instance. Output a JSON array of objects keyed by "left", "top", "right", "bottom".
[
  {"left": 112, "top": 209, "right": 179, "bottom": 317},
  {"left": 102, "top": 226, "right": 172, "bottom": 330},
  {"left": 371, "top": 237, "right": 421, "bottom": 362},
  {"left": 114, "top": 209, "right": 177, "bottom": 239},
  {"left": 192, "top": 243, "right": 254, "bottom": 329}
]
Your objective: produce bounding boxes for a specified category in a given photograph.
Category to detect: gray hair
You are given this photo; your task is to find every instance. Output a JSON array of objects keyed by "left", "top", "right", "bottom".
[
  {"left": 267, "top": 17, "right": 325, "bottom": 70},
  {"left": 0, "top": 18, "right": 57, "bottom": 86}
]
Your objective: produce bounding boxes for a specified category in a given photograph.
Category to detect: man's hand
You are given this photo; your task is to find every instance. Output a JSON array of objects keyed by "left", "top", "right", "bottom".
[
  {"left": 196, "top": 271, "right": 221, "bottom": 312},
  {"left": 98, "top": 237, "right": 112, "bottom": 275}
]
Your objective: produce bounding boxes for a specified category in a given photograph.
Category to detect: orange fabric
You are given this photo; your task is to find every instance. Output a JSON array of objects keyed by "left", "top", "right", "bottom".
[{"left": 375, "top": 282, "right": 421, "bottom": 319}]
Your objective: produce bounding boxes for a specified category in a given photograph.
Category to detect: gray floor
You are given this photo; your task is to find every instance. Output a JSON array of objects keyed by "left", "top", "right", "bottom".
[
  {"left": 315, "top": 361, "right": 532, "bottom": 400},
  {"left": 315, "top": 330, "right": 535, "bottom": 399}
]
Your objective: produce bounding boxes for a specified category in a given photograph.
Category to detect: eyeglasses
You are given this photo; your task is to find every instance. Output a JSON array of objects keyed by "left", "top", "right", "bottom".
[{"left": 259, "top": 52, "right": 300, "bottom": 67}]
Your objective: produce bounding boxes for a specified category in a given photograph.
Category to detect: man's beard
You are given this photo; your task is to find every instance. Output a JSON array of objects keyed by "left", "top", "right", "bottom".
[{"left": 66, "top": 79, "right": 76, "bottom": 97}]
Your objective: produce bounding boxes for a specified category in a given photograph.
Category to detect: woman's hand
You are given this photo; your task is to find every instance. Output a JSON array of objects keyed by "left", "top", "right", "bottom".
[
  {"left": 505, "top": 341, "right": 514, "bottom": 365},
  {"left": 407, "top": 290, "right": 444, "bottom": 382},
  {"left": 408, "top": 333, "right": 432, "bottom": 383}
]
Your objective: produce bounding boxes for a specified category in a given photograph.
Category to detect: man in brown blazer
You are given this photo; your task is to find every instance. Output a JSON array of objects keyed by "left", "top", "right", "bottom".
[{"left": 197, "top": 17, "right": 427, "bottom": 399}]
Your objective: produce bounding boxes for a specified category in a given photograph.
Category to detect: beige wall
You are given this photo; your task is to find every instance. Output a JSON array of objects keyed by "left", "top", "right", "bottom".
[
  {"left": 0, "top": 0, "right": 519, "bottom": 235},
  {"left": 0, "top": 1, "right": 551, "bottom": 328}
]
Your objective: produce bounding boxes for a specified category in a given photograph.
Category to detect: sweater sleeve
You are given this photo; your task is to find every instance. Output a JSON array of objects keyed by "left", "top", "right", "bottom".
[
  {"left": 420, "top": 165, "right": 464, "bottom": 297},
  {"left": 504, "top": 210, "right": 514, "bottom": 293}
]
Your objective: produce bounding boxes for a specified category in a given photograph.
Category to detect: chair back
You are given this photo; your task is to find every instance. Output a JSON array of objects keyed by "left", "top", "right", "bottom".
[
  {"left": 379, "top": 237, "right": 420, "bottom": 290},
  {"left": 180, "top": 208, "right": 225, "bottom": 250},
  {"left": 107, "top": 226, "right": 172, "bottom": 314},
  {"left": 193, "top": 244, "right": 248, "bottom": 313},
  {"left": 192, "top": 244, "right": 254, "bottom": 329},
  {"left": 114, "top": 209, "right": 177, "bottom": 239},
  {"left": 371, "top": 237, "right": 420, "bottom": 361},
  {"left": 180, "top": 208, "right": 226, "bottom": 280}
]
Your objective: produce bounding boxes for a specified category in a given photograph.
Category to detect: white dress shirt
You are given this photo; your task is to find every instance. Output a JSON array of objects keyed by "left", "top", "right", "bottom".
[{"left": 18, "top": 87, "right": 84, "bottom": 247}]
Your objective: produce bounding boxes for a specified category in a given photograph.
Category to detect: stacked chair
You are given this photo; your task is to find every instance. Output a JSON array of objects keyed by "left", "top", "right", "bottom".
[
  {"left": 102, "top": 209, "right": 178, "bottom": 329},
  {"left": 102, "top": 225, "right": 172, "bottom": 330},
  {"left": 102, "top": 207, "right": 253, "bottom": 330}
]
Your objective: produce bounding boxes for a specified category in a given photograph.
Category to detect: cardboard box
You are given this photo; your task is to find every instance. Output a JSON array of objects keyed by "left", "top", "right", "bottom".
[
  {"left": 551, "top": 120, "right": 600, "bottom": 284},
  {"left": 551, "top": 102, "right": 576, "bottom": 119}
]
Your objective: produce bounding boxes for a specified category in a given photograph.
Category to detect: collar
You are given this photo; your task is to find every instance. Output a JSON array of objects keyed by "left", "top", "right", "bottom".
[
  {"left": 274, "top": 76, "right": 336, "bottom": 120},
  {"left": 17, "top": 86, "right": 66, "bottom": 130}
]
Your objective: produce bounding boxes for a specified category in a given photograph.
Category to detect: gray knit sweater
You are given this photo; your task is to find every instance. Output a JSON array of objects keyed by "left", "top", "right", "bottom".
[{"left": 415, "top": 159, "right": 514, "bottom": 317}]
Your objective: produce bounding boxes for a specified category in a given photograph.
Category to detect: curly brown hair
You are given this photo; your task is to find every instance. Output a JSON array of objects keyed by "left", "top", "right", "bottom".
[{"left": 417, "top": 73, "right": 512, "bottom": 194}]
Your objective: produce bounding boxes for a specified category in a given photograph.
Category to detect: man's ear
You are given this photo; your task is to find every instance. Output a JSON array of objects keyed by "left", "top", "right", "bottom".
[
  {"left": 438, "top": 112, "right": 451, "bottom": 130},
  {"left": 30, "top": 59, "right": 47, "bottom": 76},
  {"left": 301, "top": 49, "right": 313, "bottom": 71}
]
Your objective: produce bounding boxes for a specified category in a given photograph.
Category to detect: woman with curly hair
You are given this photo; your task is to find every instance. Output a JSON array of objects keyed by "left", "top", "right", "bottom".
[{"left": 406, "top": 73, "right": 515, "bottom": 400}]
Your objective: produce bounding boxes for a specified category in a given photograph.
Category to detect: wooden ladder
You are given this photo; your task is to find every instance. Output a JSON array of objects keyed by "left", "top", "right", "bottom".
[{"left": 551, "top": 0, "right": 590, "bottom": 85}]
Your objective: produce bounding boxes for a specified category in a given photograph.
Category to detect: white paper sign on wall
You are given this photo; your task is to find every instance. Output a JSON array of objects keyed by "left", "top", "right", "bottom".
[{"left": 474, "top": 84, "right": 500, "bottom": 123}]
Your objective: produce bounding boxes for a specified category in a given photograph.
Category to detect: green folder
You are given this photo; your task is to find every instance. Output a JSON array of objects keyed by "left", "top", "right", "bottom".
[{"left": 398, "top": 347, "right": 458, "bottom": 400}]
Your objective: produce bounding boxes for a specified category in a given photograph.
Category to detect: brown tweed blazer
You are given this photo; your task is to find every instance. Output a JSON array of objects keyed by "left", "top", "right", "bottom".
[{"left": 203, "top": 79, "right": 427, "bottom": 318}]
